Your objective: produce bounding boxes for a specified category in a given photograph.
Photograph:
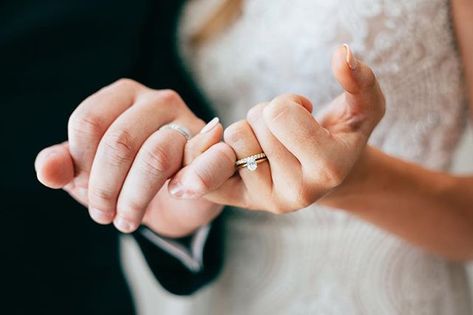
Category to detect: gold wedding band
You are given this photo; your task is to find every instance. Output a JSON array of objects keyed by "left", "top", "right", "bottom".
[{"left": 235, "top": 153, "right": 267, "bottom": 171}]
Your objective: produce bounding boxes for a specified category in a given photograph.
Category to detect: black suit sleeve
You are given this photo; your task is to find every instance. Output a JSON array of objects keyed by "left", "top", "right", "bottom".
[
  {"left": 132, "top": 215, "right": 225, "bottom": 296},
  {"left": 1, "top": 0, "right": 225, "bottom": 298}
]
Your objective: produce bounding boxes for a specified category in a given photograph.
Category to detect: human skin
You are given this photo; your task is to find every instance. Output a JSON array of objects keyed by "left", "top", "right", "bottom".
[
  {"left": 170, "top": 0, "right": 473, "bottom": 261},
  {"left": 34, "top": 44, "right": 379, "bottom": 238},
  {"left": 35, "top": 81, "right": 235, "bottom": 236},
  {"left": 170, "top": 45, "right": 385, "bottom": 212},
  {"left": 36, "top": 0, "right": 473, "bottom": 260},
  {"left": 321, "top": 0, "right": 473, "bottom": 261}
]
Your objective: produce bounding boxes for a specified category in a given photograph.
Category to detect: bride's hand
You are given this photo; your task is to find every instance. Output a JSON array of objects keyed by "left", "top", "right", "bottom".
[{"left": 169, "top": 45, "right": 385, "bottom": 213}]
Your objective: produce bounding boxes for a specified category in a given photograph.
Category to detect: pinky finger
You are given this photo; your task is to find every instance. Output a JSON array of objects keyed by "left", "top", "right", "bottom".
[
  {"left": 184, "top": 117, "right": 223, "bottom": 165},
  {"left": 169, "top": 142, "right": 237, "bottom": 199}
]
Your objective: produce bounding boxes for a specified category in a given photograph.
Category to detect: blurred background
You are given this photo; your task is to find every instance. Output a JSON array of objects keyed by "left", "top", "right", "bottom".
[{"left": 121, "top": 125, "right": 473, "bottom": 315}]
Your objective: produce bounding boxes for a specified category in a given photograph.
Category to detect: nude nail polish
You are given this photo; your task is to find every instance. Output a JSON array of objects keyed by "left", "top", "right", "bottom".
[
  {"left": 343, "top": 44, "right": 358, "bottom": 70},
  {"left": 200, "top": 117, "right": 220, "bottom": 134}
]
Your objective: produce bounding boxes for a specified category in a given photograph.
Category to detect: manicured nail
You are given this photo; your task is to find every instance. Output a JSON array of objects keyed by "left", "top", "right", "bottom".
[
  {"left": 89, "top": 208, "right": 112, "bottom": 224},
  {"left": 200, "top": 117, "right": 220, "bottom": 134},
  {"left": 343, "top": 44, "right": 358, "bottom": 70},
  {"left": 114, "top": 217, "right": 134, "bottom": 233}
]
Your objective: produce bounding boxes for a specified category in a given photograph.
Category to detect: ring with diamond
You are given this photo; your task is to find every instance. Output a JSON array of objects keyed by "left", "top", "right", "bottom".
[
  {"left": 159, "top": 123, "right": 192, "bottom": 141},
  {"left": 235, "top": 153, "right": 267, "bottom": 172}
]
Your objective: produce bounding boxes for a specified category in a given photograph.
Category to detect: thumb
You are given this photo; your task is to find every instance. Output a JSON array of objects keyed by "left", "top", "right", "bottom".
[
  {"left": 328, "top": 44, "right": 385, "bottom": 135},
  {"left": 35, "top": 142, "right": 75, "bottom": 189}
]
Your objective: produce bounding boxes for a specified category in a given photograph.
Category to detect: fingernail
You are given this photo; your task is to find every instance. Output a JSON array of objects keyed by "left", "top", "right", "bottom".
[
  {"left": 169, "top": 182, "right": 198, "bottom": 199},
  {"left": 343, "top": 44, "right": 358, "bottom": 70},
  {"left": 114, "top": 217, "right": 134, "bottom": 233},
  {"left": 169, "top": 181, "right": 184, "bottom": 197},
  {"left": 89, "top": 208, "right": 113, "bottom": 224},
  {"left": 200, "top": 117, "right": 220, "bottom": 134}
]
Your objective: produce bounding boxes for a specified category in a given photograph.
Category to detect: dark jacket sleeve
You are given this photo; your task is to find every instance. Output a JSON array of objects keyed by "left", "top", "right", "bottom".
[
  {"left": 132, "top": 215, "right": 225, "bottom": 296},
  {"left": 2, "top": 0, "right": 224, "bottom": 297}
]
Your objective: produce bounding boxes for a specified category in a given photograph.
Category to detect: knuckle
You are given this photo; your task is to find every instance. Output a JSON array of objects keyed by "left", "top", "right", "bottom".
[
  {"left": 158, "top": 89, "right": 181, "bottom": 103},
  {"left": 112, "top": 78, "right": 142, "bottom": 90},
  {"left": 102, "top": 130, "right": 136, "bottom": 166},
  {"left": 271, "top": 93, "right": 294, "bottom": 104},
  {"left": 224, "top": 120, "right": 250, "bottom": 145},
  {"left": 140, "top": 143, "right": 175, "bottom": 176},
  {"left": 140, "top": 89, "right": 185, "bottom": 110},
  {"left": 271, "top": 93, "right": 304, "bottom": 106},
  {"left": 213, "top": 142, "right": 237, "bottom": 165},
  {"left": 264, "top": 101, "right": 291, "bottom": 124},
  {"left": 139, "top": 90, "right": 163, "bottom": 104},
  {"left": 320, "top": 161, "right": 345, "bottom": 188},
  {"left": 89, "top": 186, "right": 116, "bottom": 206},
  {"left": 103, "top": 78, "right": 146, "bottom": 100},
  {"left": 68, "top": 111, "right": 106, "bottom": 139},
  {"left": 246, "top": 103, "right": 265, "bottom": 123},
  {"left": 269, "top": 94, "right": 312, "bottom": 114}
]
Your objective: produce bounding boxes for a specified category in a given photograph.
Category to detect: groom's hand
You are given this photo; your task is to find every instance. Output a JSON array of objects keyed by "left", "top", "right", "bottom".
[{"left": 34, "top": 79, "right": 229, "bottom": 235}]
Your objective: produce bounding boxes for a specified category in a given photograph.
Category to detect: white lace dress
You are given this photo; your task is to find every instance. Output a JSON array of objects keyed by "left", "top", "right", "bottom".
[{"left": 149, "top": 0, "right": 472, "bottom": 314}]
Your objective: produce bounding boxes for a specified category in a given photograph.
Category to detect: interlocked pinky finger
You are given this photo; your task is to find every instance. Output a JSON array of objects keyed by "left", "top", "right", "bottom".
[{"left": 223, "top": 120, "right": 272, "bottom": 208}]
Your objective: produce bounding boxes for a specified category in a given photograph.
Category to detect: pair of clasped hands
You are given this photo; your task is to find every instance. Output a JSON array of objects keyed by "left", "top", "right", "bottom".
[{"left": 35, "top": 45, "right": 385, "bottom": 237}]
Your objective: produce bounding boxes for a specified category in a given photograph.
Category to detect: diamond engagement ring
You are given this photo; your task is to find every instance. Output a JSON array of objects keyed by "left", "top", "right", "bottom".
[
  {"left": 235, "top": 153, "right": 268, "bottom": 171},
  {"left": 159, "top": 123, "right": 192, "bottom": 141}
]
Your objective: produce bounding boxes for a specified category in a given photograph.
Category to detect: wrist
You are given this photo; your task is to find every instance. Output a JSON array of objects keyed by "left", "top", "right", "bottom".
[
  {"left": 143, "top": 223, "right": 200, "bottom": 239},
  {"left": 143, "top": 204, "right": 223, "bottom": 238},
  {"left": 319, "top": 145, "right": 461, "bottom": 213},
  {"left": 319, "top": 145, "right": 379, "bottom": 210}
]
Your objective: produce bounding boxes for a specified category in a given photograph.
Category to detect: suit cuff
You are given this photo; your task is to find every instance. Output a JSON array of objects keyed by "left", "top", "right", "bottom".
[{"left": 138, "top": 224, "right": 210, "bottom": 273}]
